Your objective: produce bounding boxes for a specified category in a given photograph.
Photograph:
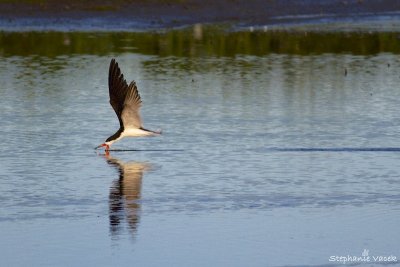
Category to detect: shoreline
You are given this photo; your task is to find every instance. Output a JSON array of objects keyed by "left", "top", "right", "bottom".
[{"left": 1, "top": 0, "right": 400, "bottom": 32}]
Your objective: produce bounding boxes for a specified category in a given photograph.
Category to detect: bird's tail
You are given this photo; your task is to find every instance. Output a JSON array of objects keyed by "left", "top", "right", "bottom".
[
  {"left": 141, "top": 127, "right": 162, "bottom": 136},
  {"left": 152, "top": 128, "right": 162, "bottom": 135}
]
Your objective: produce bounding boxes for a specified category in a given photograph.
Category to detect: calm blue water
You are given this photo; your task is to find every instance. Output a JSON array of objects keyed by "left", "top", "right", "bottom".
[{"left": 0, "top": 40, "right": 400, "bottom": 266}]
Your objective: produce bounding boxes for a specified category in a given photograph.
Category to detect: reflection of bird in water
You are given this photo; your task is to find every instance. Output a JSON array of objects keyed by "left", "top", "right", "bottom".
[
  {"left": 95, "top": 59, "right": 161, "bottom": 152},
  {"left": 104, "top": 154, "right": 152, "bottom": 239}
]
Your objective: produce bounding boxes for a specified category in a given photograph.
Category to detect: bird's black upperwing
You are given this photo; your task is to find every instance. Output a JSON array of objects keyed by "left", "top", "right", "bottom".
[
  {"left": 108, "top": 59, "right": 129, "bottom": 128},
  {"left": 108, "top": 59, "right": 143, "bottom": 129}
]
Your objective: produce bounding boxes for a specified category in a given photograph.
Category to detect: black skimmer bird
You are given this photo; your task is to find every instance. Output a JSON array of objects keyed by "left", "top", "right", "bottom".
[{"left": 96, "top": 59, "right": 161, "bottom": 151}]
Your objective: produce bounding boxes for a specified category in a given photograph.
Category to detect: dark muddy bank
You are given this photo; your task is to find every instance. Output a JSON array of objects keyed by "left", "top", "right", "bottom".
[{"left": 1, "top": 0, "right": 400, "bottom": 31}]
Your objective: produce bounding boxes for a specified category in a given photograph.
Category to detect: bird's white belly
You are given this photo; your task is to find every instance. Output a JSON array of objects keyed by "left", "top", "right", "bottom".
[{"left": 122, "top": 128, "right": 153, "bottom": 137}]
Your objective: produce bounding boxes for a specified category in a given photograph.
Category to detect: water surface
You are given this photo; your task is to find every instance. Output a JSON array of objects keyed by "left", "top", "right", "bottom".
[{"left": 0, "top": 29, "right": 400, "bottom": 266}]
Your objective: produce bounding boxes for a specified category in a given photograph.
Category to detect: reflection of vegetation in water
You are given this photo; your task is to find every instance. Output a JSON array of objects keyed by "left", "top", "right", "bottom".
[{"left": 1, "top": 26, "right": 400, "bottom": 57}]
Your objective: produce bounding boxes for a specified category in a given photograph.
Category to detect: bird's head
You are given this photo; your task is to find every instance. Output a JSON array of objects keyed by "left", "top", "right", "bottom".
[
  {"left": 95, "top": 143, "right": 107, "bottom": 150},
  {"left": 95, "top": 140, "right": 113, "bottom": 150}
]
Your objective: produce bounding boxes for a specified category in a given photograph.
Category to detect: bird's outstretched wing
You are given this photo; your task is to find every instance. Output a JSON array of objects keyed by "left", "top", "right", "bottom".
[
  {"left": 108, "top": 59, "right": 143, "bottom": 129},
  {"left": 121, "top": 81, "right": 143, "bottom": 129}
]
